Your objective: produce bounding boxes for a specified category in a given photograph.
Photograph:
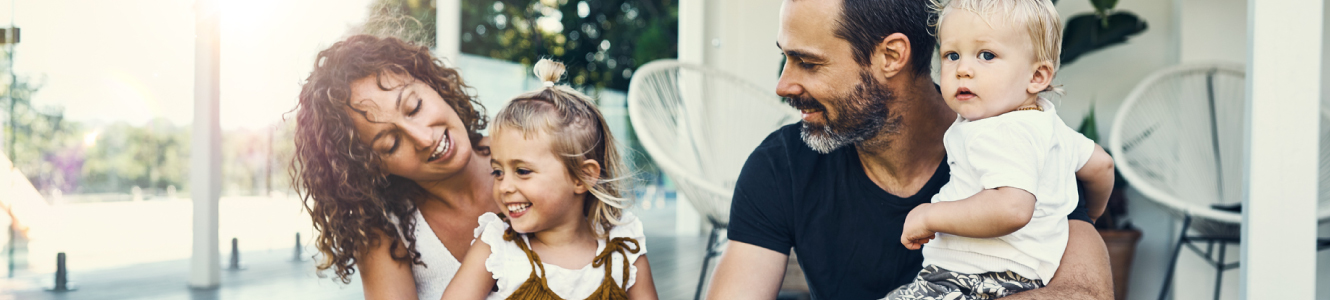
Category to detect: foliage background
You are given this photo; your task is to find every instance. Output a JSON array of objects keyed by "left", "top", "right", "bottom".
[
  {"left": 3, "top": 45, "right": 296, "bottom": 200},
  {"left": 370, "top": 0, "right": 677, "bottom": 90}
]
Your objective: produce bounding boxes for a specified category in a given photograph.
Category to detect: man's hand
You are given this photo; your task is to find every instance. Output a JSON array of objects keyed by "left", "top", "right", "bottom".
[{"left": 901, "top": 203, "right": 936, "bottom": 250}]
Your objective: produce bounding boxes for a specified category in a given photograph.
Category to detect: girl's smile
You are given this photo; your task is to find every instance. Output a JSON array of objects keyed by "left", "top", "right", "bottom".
[{"left": 489, "top": 127, "right": 590, "bottom": 234}]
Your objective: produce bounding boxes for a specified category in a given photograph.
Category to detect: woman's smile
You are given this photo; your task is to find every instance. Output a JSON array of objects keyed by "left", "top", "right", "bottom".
[{"left": 427, "top": 129, "right": 454, "bottom": 163}]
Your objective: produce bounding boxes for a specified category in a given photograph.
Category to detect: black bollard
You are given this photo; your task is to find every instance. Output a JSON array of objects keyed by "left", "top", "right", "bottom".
[
  {"left": 48, "top": 252, "right": 75, "bottom": 292},
  {"left": 228, "top": 238, "right": 242, "bottom": 270},
  {"left": 291, "top": 233, "right": 303, "bottom": 262}
]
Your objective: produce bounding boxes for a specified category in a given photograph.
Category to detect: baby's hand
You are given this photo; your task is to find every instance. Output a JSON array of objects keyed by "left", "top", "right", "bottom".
[{"left": 900, "top": 203, "right": 936, "bottom": 250}]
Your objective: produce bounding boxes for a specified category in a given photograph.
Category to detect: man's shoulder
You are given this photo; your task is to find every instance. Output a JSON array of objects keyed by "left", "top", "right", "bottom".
[
  {"left": 751, "top": 123, "right": 820, "bottom": 161},
  {"left": 740, "top": 124, "right": 797, "bottom": 179},
  {"left": 737, "top": 123, "right": 828, "bottom": 194},
  {"left": 738, "top": 123, "right": 867, "bottom": 199},
  {"left": 744, "top": 123, "right": 846, "bottom": 178},
  {"left": 757, "top": 122, "right": 804, "bottom": 148}
]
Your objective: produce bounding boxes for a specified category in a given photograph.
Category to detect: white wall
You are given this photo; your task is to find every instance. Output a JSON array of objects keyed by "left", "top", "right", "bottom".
[
  {"left": 698, "top": 0, "right": 783, "bottom": 93},
  {"left": 1178, "top": 0, "right": 1246, "bottom": 64}
]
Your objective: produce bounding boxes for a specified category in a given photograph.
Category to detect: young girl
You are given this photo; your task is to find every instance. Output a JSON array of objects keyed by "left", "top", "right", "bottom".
[
  {"left": 887, "top": 0, "right": 1115, "bottom": 299},
  {"left": 441, "top": 59, "right": 658, "bottom": 300}
]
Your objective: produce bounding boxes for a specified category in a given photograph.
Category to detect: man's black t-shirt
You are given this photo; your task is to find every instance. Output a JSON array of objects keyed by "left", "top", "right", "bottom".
[{"left": 728, "top": 123, "right": 1092, "bottom": 300}]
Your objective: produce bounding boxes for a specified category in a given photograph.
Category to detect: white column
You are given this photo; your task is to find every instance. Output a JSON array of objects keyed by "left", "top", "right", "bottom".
[
  {"left": 436, "top": 0, "right": 461, "bottom": 67},
  {"left": 675, "top": 193, "right": 701, "bottom": 237},
  {"left": 1241, "top": 0, "right": 1321, "bottom": 298},
  {"left": 677, "top": 0, "right": 705, "bottom": 64},
  {"left": 672, "top": 0, "right": 708, "bottom": 236},
  {"left": 190, "top": 0, "right": 222, "bottom": 289}
]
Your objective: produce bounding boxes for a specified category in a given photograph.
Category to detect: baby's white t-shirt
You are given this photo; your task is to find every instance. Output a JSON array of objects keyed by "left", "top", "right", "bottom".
[{"left": 921, "top": 98, "right": 1096, "bottom": 283}]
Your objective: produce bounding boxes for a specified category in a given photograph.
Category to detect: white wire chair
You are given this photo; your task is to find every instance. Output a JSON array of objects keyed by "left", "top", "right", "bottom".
[
  {"left": 1108, "top": 62, "right": 1330, "bottom": 300},
  {"left": 627, "top": 59, "right": 800, "bottom": 300}
]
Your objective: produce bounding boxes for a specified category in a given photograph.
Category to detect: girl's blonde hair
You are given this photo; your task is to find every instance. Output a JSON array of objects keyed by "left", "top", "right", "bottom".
[
  {"left": 932, "top": 0, "right": 1064, "bottom": 94},
  {"left": 492, "top": 59, "right": 630, "bottom": 238}
]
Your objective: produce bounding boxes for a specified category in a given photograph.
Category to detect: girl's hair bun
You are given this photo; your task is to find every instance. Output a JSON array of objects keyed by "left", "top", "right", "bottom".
[{"left": 533, "top": 59, "right": 567, "bottom": 85}]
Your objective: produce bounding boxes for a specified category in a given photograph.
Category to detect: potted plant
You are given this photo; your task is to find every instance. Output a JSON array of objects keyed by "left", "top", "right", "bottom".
[{"left": 1054, "top": 0, "right": 1150, "bottom": 65}]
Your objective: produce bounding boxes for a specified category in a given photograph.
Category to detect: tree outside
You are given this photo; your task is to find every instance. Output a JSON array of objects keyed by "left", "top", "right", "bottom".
[
  {"left": 2, "top": 72, "right": 87, "bottom": 194},
  {"left": 3, "top": 49, "right": 296, "bottom": 200},
  {"left": 368, "top": 0, "right": 678, "bottom": 91},
  {"left": 461, "top": 0, "right": 677, "bottom": 90}
]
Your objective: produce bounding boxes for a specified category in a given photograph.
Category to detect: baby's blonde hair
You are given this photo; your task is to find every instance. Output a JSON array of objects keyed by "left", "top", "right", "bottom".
[
  {"left": 933, "top": 0, "right": 1063, "bottom": 93},
  {"left": 492, "top": 59, "right": 630, "bottom": 238}
]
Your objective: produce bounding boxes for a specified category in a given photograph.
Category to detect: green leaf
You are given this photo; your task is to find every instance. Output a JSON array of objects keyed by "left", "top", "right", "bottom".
[
  {"left": 1090, "top": 0, "right": 1119, "bottom": 13},
  {"left": 1060, "top": 11, "right": 1148, "bottom": 66},
  {"left": 1077, "top": 104, "right": 1099, "bottom": 142}
]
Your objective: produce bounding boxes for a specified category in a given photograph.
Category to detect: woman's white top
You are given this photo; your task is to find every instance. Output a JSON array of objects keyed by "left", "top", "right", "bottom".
[
  {"left": 474, "top": 211, "right": 647, "bottom": 300},
  {"left": 922, "top": 98, "right": 1096, "bottom": 283},
  {"left": 388, "top": 209, "right": 463, "bottom": 300}
]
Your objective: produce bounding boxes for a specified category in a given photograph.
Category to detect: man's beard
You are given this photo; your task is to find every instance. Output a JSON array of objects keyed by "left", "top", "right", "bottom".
[{"left": 787, "top": 70, "right": 898, "bottom": 154}]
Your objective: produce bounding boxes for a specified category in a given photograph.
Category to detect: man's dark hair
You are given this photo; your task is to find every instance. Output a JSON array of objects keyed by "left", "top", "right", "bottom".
[{"left": 834, "top": 0, "right": 936, "bottom": 76}]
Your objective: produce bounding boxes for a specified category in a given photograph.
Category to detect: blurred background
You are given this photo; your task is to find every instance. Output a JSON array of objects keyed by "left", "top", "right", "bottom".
[
  {"left": 0, "top": 0, "right": 708, "bottom": 299},
  {"left": 0, "top": 0, "right": 1327, "bottom": 300}
]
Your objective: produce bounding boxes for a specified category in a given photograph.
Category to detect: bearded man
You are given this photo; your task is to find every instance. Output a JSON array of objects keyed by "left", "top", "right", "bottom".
[{"left": 705, "top": 0, "right": 1113, "bottom": 299}]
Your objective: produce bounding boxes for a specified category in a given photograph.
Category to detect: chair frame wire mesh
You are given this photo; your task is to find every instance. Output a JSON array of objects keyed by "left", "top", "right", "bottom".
[
  {"left": 627, "top": 60, "right": 799, "bottom": 300},
  {"left": 1109, "top": 63, "right": 1330, "bottom": 300}
]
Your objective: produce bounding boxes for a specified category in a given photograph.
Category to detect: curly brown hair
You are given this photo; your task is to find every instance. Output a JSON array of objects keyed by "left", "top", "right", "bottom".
[{"left": 290, "top": 34, "right": 487, "bottom": 283}]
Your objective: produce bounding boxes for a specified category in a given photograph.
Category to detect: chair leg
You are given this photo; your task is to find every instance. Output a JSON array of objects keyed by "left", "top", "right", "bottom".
[
  {"left": 1159, "top": 216, "right": 1192, "bottom": 300},
  {"left": 695, "top": 226, "right": 722, "bottom": 300},
  {"left": 1212, "top": 241, "right": 1227, "bottom": 300}
]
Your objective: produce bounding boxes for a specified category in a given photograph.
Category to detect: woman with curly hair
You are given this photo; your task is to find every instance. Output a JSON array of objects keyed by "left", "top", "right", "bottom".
[{"left": 291, "top": 34, "right": 499, "bottom": 300}]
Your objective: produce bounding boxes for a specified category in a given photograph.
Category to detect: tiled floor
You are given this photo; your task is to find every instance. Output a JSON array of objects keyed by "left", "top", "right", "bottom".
[{"left": 0, "top": 197, "right": 718, "bottom": 300}]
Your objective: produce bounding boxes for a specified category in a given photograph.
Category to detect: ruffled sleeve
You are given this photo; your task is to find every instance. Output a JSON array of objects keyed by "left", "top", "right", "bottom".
[
  {"left": 607, "top": 211, "right": 648, "bottom": 290},
  {"left": 473, "top": 212, "right": 509, "bottom": 282}
]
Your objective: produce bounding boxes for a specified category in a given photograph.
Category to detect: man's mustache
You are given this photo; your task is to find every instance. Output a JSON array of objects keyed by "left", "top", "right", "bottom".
[{"left": 785, "top": 95, "right": 826, "bottom": 111}]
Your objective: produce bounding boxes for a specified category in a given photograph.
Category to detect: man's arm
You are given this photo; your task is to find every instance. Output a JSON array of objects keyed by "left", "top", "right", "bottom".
[
  {"left": 706, "top": 241, "right": 789, "bottom": 300},
  {"left": 1002, "top": 220, "right": 1113, "bottom": 300}
]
